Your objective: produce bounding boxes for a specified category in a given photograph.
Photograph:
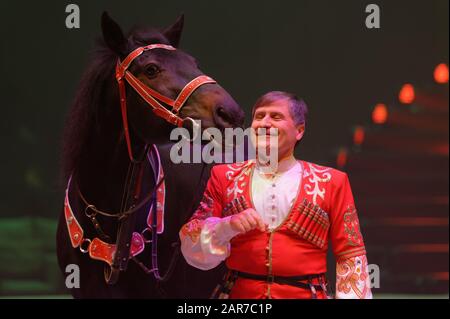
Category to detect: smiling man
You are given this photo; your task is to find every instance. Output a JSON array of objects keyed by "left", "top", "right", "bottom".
[{"left": 179, "top": 91, "right": 372, "bottom": 299}]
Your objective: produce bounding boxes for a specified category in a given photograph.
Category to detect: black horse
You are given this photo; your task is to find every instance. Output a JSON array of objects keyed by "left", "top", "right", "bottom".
[{"left": 56, "top": 12, "right": 244, "bottom": 298}]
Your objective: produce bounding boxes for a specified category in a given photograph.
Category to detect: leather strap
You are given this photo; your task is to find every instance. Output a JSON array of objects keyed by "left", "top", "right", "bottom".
[
  {"left": 64, "top": 183, "right": 145, "bottom": 264},
  {"left": 89, "top": 233, "right": 145, "bottom": 266},
  {"left": 63, "top": 148, "right": 166, "bottom": 267},
  {"left": 235, "top": 271, "right": 326, "bottom": 291}
]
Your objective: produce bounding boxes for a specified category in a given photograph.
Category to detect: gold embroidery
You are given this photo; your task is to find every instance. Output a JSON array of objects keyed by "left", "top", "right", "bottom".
[
  {"left": 191, "top": 194, "right": 214, "bottom": 220},
  {"left": 337, "top": 246, "right": 367, "bottom": 258},
  {"left": 182, "top": 194, "right": 215, "bottom": 243},
  {"left": 343, "top": 205, "right": 363, "bottom": 247},
  {"left": 180, "top": 219, "right": 205, "bottom": 243},
  {"left": 336, "top": 255, "right": 371, "bottom": 299}
]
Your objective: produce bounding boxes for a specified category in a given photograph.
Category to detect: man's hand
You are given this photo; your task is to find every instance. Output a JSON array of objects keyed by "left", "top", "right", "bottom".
[{"left": 229, "top": 208, "right": 266, "bottom": 233}]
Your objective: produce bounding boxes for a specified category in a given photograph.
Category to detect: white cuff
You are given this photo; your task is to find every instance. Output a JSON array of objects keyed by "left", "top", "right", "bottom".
[{"left": 210, "top": 216, "right": 241, "bottom": 245}]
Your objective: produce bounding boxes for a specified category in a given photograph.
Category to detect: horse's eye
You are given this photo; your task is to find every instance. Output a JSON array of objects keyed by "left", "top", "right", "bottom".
[{"left": 145, "top": 64, "right": 161, "bottom": 79}]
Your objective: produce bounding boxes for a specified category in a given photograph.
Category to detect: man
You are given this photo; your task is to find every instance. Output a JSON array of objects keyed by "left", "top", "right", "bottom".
[{"left": 179, "top": 91, "right": 372, "bottom": 299}]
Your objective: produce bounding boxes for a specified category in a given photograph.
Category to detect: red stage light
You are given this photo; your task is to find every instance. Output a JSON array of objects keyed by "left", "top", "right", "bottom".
[
  {"left": 353, "top": 126, "right": 365, "bottom": 146},
  {"left": 372, "top": 103, "right": 388, "bottom": 124},
  {"left": 336, "top": 147, "right": 348, "bottom": 168},
  {"left": 399, "top": 83, "right": 415, "bottom": 104},
  {"left": 434, "top": 63, "right": 449, "bottom": 84}
]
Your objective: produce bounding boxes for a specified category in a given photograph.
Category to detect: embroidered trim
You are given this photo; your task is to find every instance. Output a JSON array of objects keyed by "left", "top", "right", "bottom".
[
  {"left": 303, "top": 163, "right": 331, "bottom": 204},
  {"left": 181, "top": 193, "right": 215, "bottom": 243},
  {"left": 266, "top": 232, "right": 274, "bottom": 299},
  {"left": 180, "top": 219, "right": 205, "bottom": 243},
  {"left": 191, "top": 194, "right": 215, "bottom": 220},
  {"left": 336, "top": 254, "right": 372, "bottom": 299},
  {"left": 343, "top": 205, "right": 363, "bottom": 247},
  {"left": 337, "top": 246, "right": 367, "bottom": 257},
  {"left": 225, "top": 161, "right": 254, "bottom": 200},
  {"left": 337, "top": 247, "right": 367, "bottom": 261}
]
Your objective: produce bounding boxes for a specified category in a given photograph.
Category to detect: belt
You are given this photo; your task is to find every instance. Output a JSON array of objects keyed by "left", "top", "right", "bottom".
[{"left": 235, "top": 271, "right": 326, "bottom": 291}]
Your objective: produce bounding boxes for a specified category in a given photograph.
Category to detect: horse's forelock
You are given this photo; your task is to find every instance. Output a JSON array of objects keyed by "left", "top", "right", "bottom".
[{"left": 128, "top": 26, "right": 170, "bottom": 48}]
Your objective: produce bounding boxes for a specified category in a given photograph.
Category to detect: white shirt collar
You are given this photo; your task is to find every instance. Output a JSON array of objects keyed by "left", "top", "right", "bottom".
[{"left": 255, "top": 155, "right": 299, "bottom": 176}]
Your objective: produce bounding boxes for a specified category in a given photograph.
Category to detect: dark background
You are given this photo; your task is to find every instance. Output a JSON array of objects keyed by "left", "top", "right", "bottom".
[{"left": 0, "top": 0, "right": 448, "bottom": 297}]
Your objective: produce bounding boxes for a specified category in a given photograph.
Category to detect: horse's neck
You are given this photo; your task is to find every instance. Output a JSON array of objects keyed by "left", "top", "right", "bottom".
[{"left": 75, "top": 128, "right": 133, "bottom": 212}]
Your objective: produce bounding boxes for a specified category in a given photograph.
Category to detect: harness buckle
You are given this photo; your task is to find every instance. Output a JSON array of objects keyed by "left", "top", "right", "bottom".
[
  {"left": 85, "top": 204, "right": 96, "bottom": 218},
  {"left": 141, "top": 227, "right": 153, "bottom": 243},
  {"left": 79, "top": 238, "right": 92, "bottom": 254}
]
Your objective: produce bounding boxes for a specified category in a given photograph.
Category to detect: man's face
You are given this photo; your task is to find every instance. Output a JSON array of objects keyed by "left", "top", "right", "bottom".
[{"left": 251, "top": 98, "right": 305, "bottom": 161}]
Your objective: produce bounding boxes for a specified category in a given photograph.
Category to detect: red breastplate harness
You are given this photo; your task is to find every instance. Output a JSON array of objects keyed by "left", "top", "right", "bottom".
[
  {"left": 64, "top": 146, "right": 166, "bottom": 267},
  {"left": 115, "top": 43, "right": 216, "bottom": 161}
]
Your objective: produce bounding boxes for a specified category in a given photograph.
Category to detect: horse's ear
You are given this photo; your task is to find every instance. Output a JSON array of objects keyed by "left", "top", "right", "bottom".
[
  {"left": 101, "top": 12, "right": 128, "bottom": 57},
  {"left": 163, "top": 14, "right": 184, "bottom": 48}
]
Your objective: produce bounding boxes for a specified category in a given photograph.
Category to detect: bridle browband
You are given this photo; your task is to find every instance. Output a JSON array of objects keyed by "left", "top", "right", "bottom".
[{"left": 115, "top": 43, "right": 216, "bottom": 162}]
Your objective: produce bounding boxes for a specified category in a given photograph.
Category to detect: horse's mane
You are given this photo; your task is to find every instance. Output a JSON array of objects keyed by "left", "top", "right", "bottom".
[
  {"left": 61, "top": 40, "right": 117, "bottom": 182},
  {"left": 61, "top": 26, "right": 170, "bottom": 182}
]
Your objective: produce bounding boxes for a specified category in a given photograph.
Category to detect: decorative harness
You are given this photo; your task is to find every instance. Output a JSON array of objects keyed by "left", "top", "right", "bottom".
[
  {"left": 64, "top": 43, "right": 214, "bottom": 285},
  {"left": 64, "top": 146, "right": 167, "bottom": 280}
]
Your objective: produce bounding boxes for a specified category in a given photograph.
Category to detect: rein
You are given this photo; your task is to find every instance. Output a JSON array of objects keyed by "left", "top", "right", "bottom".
[{"left": 76, "top": 174, "right": 165, "bottom": 220}]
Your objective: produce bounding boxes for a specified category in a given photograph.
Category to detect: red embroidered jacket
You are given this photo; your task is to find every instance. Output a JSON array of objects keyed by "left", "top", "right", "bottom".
[{"left": 180, "top": 160, "right": 371, "bottom": 299}]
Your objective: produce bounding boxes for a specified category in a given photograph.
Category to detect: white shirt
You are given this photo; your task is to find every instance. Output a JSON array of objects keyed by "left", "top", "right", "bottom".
[{"left": 252, "top": 156, "right": 302, "bottom": 230}]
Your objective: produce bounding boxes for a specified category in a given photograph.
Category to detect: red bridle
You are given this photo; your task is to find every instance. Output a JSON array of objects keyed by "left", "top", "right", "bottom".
[{"left": 115, "top": 43, "right": 216, "bottom": 161}]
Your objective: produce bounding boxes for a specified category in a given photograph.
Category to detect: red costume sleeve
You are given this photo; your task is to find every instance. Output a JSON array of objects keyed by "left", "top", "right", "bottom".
[
  {"left": 329, "top": 172, "right": 366, "bottom": 261},
  {"left": 180, "top": 166, "right": 224, "bottom": 242}
]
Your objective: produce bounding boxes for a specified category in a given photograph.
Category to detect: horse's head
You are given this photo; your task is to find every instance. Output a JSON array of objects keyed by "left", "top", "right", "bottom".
[{"left": 101, "top": 12, "right": 244, "bottom": 146}]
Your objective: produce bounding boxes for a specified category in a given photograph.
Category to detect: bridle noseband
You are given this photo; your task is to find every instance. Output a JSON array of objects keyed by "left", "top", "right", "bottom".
[{"left": 115, "top": 43, "right": 216, "bottom": 162}]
